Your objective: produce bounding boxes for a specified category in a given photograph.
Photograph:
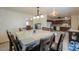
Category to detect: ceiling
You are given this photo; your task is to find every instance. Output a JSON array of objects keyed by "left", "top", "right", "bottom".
[{"left": 2, "top": 7, "right": 79, "bottom": 18}]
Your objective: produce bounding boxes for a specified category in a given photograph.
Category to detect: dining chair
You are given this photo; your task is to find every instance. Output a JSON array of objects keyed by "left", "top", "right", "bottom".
[
  {"left": 40, "top": 39, "right": 46, "bottom": 51},
  {"left": 10, "top": 34, "right": 22, "bottom": 51},
  {"left": 35, "top": 23, "right": 41, "bottom": 29},
  {"left": 26, "top": 26, "right": 32, "bottom": 30},
  {"left": 50, "top": 33, "right": 65, "bottom": 51},
  {"left": 15, "top": 36, "right": 22, "bottom": 50},
  {"left": 6, "top": 30, "right": 13, "bottom": 51},
  {"left": 40, "top": 34, "right": 55, "bottom": 51}
]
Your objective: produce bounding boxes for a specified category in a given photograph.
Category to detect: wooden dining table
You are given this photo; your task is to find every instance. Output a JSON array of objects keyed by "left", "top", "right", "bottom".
[{"left": 15, "top": 29, "right": 54, "bottom": 50}]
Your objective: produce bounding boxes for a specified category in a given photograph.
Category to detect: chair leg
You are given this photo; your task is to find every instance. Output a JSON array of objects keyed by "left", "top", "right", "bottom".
[{"left": 9, "top": 42, "right": 13, "bottom": 51}]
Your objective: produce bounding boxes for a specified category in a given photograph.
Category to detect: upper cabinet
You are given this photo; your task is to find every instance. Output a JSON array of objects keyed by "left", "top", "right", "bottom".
[{"left": 47, "top": 17, "right": 71, "bottom": 31}]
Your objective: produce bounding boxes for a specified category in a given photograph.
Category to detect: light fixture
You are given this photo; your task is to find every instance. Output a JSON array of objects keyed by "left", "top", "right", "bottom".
[
  {"left": 51, "top": 8, "right": 58, "bottom": 16},
  {"left": 40, "top": 15, "right": 44, "bottom": 18},
  {"left": 31, "top": 7, "right": 44, "bottom": 20},
  {"left": 33, "top": 16, "right": 36, "bottom": 19},
  {"left": 37, "top": 16, "right": 40, "bottom": 18}
]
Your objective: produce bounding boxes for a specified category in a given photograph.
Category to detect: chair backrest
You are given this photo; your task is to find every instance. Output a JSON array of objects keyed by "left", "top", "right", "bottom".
[
  {"left": 10, "top": 34, "right": 22, "bottom": 51},
  {"left": 6, "top": 30, "right": 12, "bottom": 41},
  {"left": 40, "top": 38, "right": 47, "bottom": 51},
  {"left": 10, "top": 34, "right": 17, "bottom": 50},
  {"left": 16, "top": 36, "right": 22, "bottom": 50},
  {"left": 6, "top": 30, "right": 22, "bottom": 51},
  {"left": 6, "top": 30, "right": 14, "bottom": 51},
  {"left": 49, "top": 34, "right": 55, "bottom": 48},
  {"left": 40, "top": 34, "right": 55, "bottom": 51},
  {"left": 57, "top": 33, "right": 65, "bottom": 51},
  {"left": 35, "top": 23, "right": 41, "bottom": 29}
]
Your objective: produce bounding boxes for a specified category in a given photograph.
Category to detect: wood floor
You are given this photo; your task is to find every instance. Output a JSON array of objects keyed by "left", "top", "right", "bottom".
[{"left": 0, "top": 42, "right": 9, "bottom": 51}]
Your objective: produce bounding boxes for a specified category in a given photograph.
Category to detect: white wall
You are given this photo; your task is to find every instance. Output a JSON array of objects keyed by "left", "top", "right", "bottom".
[{"left": 0, "top": 8, "right": 32, "bottom": 43}]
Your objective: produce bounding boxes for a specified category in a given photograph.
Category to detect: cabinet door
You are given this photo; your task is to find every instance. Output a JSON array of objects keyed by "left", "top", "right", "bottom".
[{"left": 71, "top": 16, "right": 78, "bottom": 30}]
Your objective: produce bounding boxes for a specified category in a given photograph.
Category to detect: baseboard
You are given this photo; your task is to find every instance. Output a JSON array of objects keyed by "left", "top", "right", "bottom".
[{"left": 0, "top": 41, "right": 9, "bottom": 45}]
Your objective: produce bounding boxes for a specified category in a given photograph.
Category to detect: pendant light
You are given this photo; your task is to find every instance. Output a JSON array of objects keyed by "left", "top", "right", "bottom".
[
  {"left": 32, "top": 7, "right": 44, "bottom": 19},
  {"left": 50, "top": 8, "right": 58, "bottom": 16}
]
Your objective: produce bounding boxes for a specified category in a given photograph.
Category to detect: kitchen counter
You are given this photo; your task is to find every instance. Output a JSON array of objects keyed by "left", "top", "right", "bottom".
[{"left": 68, "top": 29, "right": 79, "bottom": 32}]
